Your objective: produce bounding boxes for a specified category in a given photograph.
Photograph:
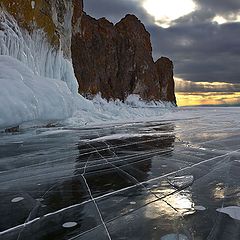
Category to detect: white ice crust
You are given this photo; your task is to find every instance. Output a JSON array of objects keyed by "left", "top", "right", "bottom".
[{"left": 0, "top": 55, "right": 74, "bottom": 129}]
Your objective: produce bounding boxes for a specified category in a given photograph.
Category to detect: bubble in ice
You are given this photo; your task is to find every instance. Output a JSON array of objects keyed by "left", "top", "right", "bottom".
[
  {"left": 36, "top": 198, "right": 44, "bottom": 202},
  {"left": 62, "top": 222, "right": 78, "bottom": 228},
  {"left": 130, "top": 201, "right": 136, "bottom": 205},
  {"left": 161, "top": 233, "right": 189, "bottom": 240},
  {"left": 216, "top": 206, "right": 240, "bottom": 220},
  {"left": 194, "top": 205, "right": 206, "bottom": 211},
  {"left": 11, "top": 197, "right": 24, "bottom": 203}
]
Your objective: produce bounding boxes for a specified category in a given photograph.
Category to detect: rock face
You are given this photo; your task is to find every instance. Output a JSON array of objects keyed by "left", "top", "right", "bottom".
[
  {"left": 72, "top": 13, "right": 176, "bottom": 103},
  {"left": 155, "top": 57, "right": 176, "bottom": 103},
  {"left": 72, "top": 14, "right": 161, "bottom": 101}
]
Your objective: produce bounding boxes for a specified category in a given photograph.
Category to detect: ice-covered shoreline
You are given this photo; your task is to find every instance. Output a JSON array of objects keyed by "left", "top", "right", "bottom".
[{"left": 0, "top": 9, "right": 175, "bottom": 131}]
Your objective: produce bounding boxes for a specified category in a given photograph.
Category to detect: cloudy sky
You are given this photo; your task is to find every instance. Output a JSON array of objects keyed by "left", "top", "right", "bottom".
[{"left": 84, "top": 0, "right": 240, "bottom": 106}]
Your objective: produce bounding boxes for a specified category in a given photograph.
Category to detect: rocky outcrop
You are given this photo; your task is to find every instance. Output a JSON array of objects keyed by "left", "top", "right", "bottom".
[
  {"left": 115, "top": 15, "right": 160, "bottom": 101},
  {"left": 72, "top": 14, "right": 162, "bottom": 101},
  {"left": 72, "top": 13, "right": 176, "bottom": 103},
  {"left": 155, "top": 57, "right": 176, "bottom": 104}
]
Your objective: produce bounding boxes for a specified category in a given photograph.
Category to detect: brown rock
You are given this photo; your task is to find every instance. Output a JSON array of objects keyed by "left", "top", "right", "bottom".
[
  {"left": 72, "top": 14, "right": 161, "bottom": 101},
  {"left": 155, "top": 57, "right": 176, "bottom": 104},
  {"left": 72, "top": 13, "right": 118, "bottom": 98},
  {"left": 115, "top": 14, "right": 160, "bottom": 101}
]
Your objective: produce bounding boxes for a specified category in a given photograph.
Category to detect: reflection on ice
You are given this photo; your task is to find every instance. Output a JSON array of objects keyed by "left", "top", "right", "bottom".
[{"left": 145, "top": 189, "right": 194, "bottom": 220}]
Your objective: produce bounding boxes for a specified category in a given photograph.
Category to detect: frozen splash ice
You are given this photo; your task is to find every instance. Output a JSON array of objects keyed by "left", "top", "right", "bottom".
[
  {"left": 0, "top": 55, "right": 74, "bottom": 129},
  {"left": 0, "top": 10, "right": 78, "bottom": 94},
  {"left": 64, "top": 93, "right": 175, "bottom": 127},
  {"left": 0, "top": 8, "right": 78, "bottom": 129}
]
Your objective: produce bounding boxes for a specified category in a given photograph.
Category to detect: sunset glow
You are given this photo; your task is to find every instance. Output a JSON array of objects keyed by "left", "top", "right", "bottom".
[{"left": 176, "top": 92, "right": 240, "bottom": 106}]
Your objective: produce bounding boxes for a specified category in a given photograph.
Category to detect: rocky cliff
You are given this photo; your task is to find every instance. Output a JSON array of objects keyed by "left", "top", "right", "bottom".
[
  {"left": 155, "top": 57, "right": 176, "bottom": 103},
  {"left": 72, "top": 13, "right": 161, "bottom": 101},
  {"left": 0, "top": 0, "right": 176, "bottom": 104},
  {"left": 72, "top": 12, "right": 176, "bottom": 103}
]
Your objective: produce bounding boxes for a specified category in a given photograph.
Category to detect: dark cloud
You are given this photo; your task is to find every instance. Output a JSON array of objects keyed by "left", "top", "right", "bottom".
[
  {"left": 175, "top": 79, "right": 240, "bottom": 93},
  {"left": 84, "top": 0, "right": 240, "bottom": 89}
]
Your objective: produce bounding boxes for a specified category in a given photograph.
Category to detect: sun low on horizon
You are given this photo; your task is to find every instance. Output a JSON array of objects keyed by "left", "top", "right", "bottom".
[{"left": 142, "top": 0, "right": 197, "bottom": 27}]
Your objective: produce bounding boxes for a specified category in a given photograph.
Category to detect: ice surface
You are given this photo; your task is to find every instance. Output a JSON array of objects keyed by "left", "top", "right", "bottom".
[
  {"left": 216, "top": 206, "right": 240, "bottom": 220},
  {"left": 0, "top": 107, "right": 240, "bottom": 239}
]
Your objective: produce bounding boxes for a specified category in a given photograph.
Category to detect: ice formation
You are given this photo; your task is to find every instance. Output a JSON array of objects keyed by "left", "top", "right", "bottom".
[
  {"left": 0, "top": 11, "right": 78, "bottom": 94},
  {"left": 0, "top": 55, "right": 74, "bottom": 129},
  {"left": 64, "top": 94, "right": 175, "bottom": 127},
  {"left": 0, "top": 10, "right": 78, "bottom": 129}
]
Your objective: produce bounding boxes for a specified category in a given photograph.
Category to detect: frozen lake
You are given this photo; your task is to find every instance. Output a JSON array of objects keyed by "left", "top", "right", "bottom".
[{"left": 0, "top": 107, "right": 240, "bottom": 240}]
